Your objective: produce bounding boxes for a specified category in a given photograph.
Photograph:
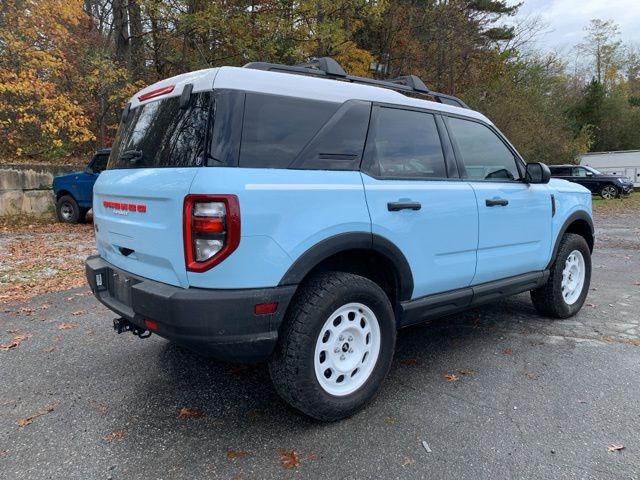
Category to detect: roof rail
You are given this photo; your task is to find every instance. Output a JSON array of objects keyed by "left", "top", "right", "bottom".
[
  {"left": 242, "top": 57, "right": 469, "bottom": 109},
  {"left": 295, "top": 57, "right": 347, "bottom": 77}
]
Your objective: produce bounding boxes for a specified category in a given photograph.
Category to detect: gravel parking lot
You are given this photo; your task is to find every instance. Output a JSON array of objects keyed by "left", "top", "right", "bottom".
[{"left": 1, "top": 200, "right": 639, "bottom": 480}]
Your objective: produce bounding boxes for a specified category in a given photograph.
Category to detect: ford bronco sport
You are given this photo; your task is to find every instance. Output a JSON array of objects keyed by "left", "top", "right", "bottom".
[{"left": 86, "top": 58, "right": 594, "bottom": 421}]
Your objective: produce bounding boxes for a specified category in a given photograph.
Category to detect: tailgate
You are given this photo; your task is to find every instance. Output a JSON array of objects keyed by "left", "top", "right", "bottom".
[{"left": 93, "top": 168, "right": 198, "bottom": 288}]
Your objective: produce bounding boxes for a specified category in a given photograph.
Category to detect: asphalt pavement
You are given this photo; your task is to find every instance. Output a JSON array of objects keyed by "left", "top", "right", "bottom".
[{"left": 1, "top": 212, "right": 639, "bottom": 480}]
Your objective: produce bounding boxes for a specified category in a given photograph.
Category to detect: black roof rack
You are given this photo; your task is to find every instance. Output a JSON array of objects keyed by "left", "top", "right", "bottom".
[{"left": 242, "top": 57, "right": 469, "bottom": 109}]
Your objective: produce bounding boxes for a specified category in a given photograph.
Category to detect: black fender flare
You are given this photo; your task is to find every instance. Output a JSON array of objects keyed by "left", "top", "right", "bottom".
[
  {"left": 278, "top": 232, "right": 414, "bottom": 301},
  {"left": 547, "top": 210, "right": 594, "bottom": 269}
]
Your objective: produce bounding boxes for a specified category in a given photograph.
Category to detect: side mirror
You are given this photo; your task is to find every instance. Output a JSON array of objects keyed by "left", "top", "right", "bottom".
[
  {"left": 525, "top": 162, "right": 551, "bottom": 184},
  {"left": 84, "top": 166, "right": 94, "bottom": 175}
]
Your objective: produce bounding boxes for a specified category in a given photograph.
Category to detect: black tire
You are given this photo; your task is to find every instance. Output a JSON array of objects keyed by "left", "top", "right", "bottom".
[
  {"left": 56, "top": 195, "right": 81, "bottom": 224},
  {"left": 599, "top": 184, "right": 618, "bottom": 199},
  {"left": 269, "top": 272, "right": 396, "bottom": 422},
  {"left": 79, "top": 207, "right": 90, "bottom": 223},
  {"left": 531, "top": 233, "right": 591, "bottom": 318}
]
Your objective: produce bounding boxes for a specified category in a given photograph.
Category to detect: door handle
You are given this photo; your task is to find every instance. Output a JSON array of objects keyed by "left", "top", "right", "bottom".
[
  {"left": 387, "top": 201, "right": 422, "bottom": 211},
  {"left": 485, "top": 198, "right": 509, "bottom": 207}
]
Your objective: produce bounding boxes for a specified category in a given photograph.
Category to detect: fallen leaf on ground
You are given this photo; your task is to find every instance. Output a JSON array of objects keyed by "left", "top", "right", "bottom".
[
  {"left": 586, "top": 303, "right": 597, "bottom": 308},
  {"left": 57, "top": 323, "right": 78, "bottom": 330},
  {"left": 39, "top": 304, "right": 49, "bottom": 310},
  {"left": 227, "top": 450, "right": 248, "bottom": 460},
  {"left": 71, "top": 310, "right": 86, "bottom": 316},
  {"left": 43, "top": 346, "right": 55, "bottom": 353},
  {"left": 16, "top": 406, "right": 54, "bottom": 427},
  {"left": 177, "top": 407, "right": 204, "bottom": 419},
  {"left": 403, "top": 456, "right": 414, "bottom": 466},
  {"left": 278, "top": 449, "right": 300, "bottom": 469},
  {"left": 0, "top": 333, "right": 31, "bottom": 351},
  {"left": 607, "top": 444, "right": 625, "bottom": 452},
  {"left": 457, "top": 368, "right": 475, "bottom": 376},
  {"left": 502, "top": 348, "right": 513, "bottom": 355},
  {"left": 399, "top": 358, "right": 419, "bottom": 366},
  {"left": 104, "top": 431, "right": 126, "bottom": 442},
  {"left": 89, "top": 400, "right": 109, "bottom": 416},
  {"left": 525, "top": 372, "right": 539, "bottom": 380},
  {"left": 306, "top": 453, "right": 318, "bottom": 461},
  {"left": 384, "top": 416, "right": 396, "bottom": 424},
  {"left": 0, "top": 223, "right": 95, "bottom": 305},
  {"left": 442, "top": 373, "right": 459, "bottom": 382}
]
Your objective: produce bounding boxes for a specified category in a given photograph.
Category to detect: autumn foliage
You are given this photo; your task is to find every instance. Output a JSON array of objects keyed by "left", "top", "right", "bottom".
[
  {"left": 0, "top": 0, "right": 93, "bottom": 157},
  {"left": 1, "top": 1, "right": 640, "bottom": 161}
]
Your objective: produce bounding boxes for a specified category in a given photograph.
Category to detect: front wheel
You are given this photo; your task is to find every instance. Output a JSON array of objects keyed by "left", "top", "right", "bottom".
[
  {"left": 56, "top": 195, "right": 81, "bottom": 224},
  {"left": 269, "top": 272, "right": 396, "bottom": 421},
  {"left": 531, "top": 233, "right": 591, "bottom": 318},
  {"left": 600, "top": 184, "right": 618, "bottom": 199}
]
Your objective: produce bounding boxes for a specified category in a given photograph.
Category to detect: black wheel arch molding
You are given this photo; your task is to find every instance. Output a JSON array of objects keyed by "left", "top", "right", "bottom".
[
  {"left": 547, "top": 210, "right": 594, "bottom": 270},
  {"left": 278, "top": 232, "right": 414, "bottom": 302}
]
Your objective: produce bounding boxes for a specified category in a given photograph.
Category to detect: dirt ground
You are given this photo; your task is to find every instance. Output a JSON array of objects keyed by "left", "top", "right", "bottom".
[{"left": 0, "top": 214, "right": 95, "bottom": 304}]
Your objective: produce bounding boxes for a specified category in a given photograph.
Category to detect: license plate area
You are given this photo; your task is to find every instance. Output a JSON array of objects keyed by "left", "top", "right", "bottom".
[{"left": 107, "top": 269, "right": 140, "bottom": 306}]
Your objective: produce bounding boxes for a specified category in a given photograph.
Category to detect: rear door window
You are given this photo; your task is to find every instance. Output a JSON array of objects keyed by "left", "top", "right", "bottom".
[
  {"left": 108, "top": 92, "right": 212, "bottom": 169},
  {"left": 363, "top": 107, "right": 447, "bottom": 179},
  {"left": 447, "top": 117, "right": 521, "bottom": 181},
  {"left": 239, "top": 93, "right": 339, "bottom": 169}
]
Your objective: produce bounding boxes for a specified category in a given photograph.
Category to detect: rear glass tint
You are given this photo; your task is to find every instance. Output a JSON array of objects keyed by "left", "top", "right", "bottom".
[
  {"left": 108, "top": 92, "right": 211, "bottom": 169},
  {"left": 239, "top": 93, "right": 339, "bottom": 168},
  {"left": 292, "top": 100, "right": 370, "bottom": 171}
]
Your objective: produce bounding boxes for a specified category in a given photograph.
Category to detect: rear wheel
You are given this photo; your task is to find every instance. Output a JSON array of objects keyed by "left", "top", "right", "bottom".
[
  {"left": 531, "top": 233, "right": 591, "bottom": 318},
  {"left": 600, "top": 184, "right": 618, "bottom": 199},
  {"left": 56, "top": 195, "right": 81, "bottom": 224},
  {"left": 269, "top": 272, "right": 396, "bottom": 421},
  {"left": 79, "top": 207, "right": 90, "bottom": 223}
]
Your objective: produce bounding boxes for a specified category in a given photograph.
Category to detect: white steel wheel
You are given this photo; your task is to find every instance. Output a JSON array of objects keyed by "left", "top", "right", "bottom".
[
  {"left": 314, "top": 302, "right": 381, "bottom": 396},
  {"left": 561, "top": 249, "right": 586, "bottom": 305}
]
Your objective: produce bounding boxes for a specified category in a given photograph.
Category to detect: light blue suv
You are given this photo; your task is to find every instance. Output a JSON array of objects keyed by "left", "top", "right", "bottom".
[{"left": 85, "top": 58, "right": 594, "bottom": 421}]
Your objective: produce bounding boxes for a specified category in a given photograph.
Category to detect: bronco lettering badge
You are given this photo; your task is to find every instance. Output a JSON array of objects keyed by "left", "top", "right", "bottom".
[{"left": 103, "top": 201, "right": 147, "bottom": 213}]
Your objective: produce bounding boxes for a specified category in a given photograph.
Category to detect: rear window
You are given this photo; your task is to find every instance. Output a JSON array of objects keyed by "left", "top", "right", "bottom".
[
  {"left": 239, "top": 93, "right": 339, "bottom": 168},
  {"left": 108, "top": 92, "right": 212, "bottom": 169}
]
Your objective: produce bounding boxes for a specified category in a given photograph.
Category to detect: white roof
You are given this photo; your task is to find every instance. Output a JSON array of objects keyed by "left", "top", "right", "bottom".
[{"left": 131, "top": 66, "right": 490, "bottom": 124}]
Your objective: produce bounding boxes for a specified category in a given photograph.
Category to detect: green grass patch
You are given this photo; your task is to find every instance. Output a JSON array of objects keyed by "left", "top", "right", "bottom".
[{"left": 592, "top": 191, "right": 640, "bottom": 214}]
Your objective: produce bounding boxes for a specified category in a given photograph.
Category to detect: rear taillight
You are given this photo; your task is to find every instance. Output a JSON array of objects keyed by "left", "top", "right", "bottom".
[{"left": 183, "top": 195, "right": 240, "bottom": 272}]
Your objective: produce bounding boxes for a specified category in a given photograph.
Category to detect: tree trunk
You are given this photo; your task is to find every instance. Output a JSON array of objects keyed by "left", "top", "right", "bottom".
[
  {"left": 128, "top": 0, "right": 144, "bottom": 80},
  {"left": 113, "top": 0, "right": 129, "bottom": 64}
]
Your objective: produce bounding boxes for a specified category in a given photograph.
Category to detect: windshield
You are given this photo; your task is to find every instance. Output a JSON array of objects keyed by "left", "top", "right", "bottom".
[
  {"left": 108, "top": 92, "right": 212, "bottom": 169},
  {"left": 584, "top": 166, "right": 602, "bottom": 175}
]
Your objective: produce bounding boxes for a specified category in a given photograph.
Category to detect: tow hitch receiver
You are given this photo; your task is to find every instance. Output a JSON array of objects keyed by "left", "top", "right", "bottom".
[{"left": 113, "top": 318, "right": 151, "bottom": 338}]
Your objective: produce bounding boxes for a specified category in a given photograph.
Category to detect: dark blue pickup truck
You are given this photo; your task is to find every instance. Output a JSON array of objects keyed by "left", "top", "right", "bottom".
[{"left": 52, "top": 148, "right": 110, "bottom": 223}]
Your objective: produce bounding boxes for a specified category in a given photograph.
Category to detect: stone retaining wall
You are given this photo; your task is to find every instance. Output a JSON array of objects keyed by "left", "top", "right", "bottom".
[{"left": 0, "top": 164, "right": 76, "bottom": 216}]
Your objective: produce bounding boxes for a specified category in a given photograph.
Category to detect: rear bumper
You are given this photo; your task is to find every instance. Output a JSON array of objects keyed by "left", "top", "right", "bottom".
[{"left": 85, "top": 255, "right": 296, "bottom": 362}]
